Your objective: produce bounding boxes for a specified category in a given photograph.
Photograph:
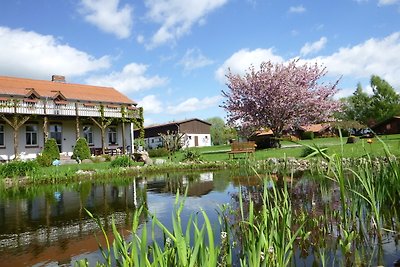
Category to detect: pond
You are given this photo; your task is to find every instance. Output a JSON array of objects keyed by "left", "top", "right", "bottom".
[{"left": 0, "top": 169, "right": 399, "bottom": 266}]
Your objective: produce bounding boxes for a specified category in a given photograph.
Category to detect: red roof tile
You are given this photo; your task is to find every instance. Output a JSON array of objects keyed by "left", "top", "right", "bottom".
[{"left": 0, "top": 76, "right": 136, "bottom": 105}]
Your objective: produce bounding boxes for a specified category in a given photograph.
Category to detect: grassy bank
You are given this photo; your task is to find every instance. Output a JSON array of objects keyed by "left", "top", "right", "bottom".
[{"left": 1, "top": 134, "right": 400, "bottom": 187}]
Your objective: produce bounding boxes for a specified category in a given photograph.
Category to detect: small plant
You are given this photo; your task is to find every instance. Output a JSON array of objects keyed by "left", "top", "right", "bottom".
[
  {"left": 182, "top": 149, "right": 202, "bottom": 162},
  {"left": 301, "top": 145, "right": 328, "bottom": 158},
  {"left": 72, "top": 138, "right": 91, "bottom": 160},
  {"left": 301, "top": 131, "right": 314, "bottom": 140},
  {"left": 0, "top": 160, "right": 39, "bottom": 178},
  {"left": 36, "top": 153, "right": 52, "bottom": 167},
  {"left": 110, "top": 155, "right": 133, "bottom": 168},
  {"left": 148, "top": 147, "right": 169, "bottom": 157}
]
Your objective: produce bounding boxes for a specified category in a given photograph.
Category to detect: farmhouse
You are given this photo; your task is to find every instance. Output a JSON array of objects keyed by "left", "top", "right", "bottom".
[
  {"left": 135, "top": 118, "right": 211, "bottom": 149},
  {"left": 371, "top": 116, "right": 400, "bottom": 135},
  {"left": 0, "top": 75, "right": 142, "bottom": 161}
]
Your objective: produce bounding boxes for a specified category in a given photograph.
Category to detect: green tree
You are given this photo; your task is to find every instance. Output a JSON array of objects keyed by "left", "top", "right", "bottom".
[
  {"left": 341, "top": 76, "right": 400, "bottom": 126},
  {"left": 206, "top": 117, "right": 237, "bottom": 145},
  {"left": 369, "top": 75, "right": 400, "bottom": 124},
  {"left": 341, "top": 83, "right": 372, "bottom": 124}
]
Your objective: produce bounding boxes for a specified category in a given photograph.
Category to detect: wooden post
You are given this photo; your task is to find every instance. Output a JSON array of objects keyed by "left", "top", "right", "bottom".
[
  {"left": 75, "top": 103, "right": 80, "bottom": 141},
  {"left": 43, "top": 116, "right": 48, "bottom": 142},
  {"left": 121, "top": 121, "right": 126, "bottom": 154},
  {"left": 75, "top": 116, "right": 80, "bottom": 141},
  {"left": 90, "top": 117, "right": 112, "bottom": 155},
  {"left": 1, "top": 114, "right": 30, "bottom": 160}
]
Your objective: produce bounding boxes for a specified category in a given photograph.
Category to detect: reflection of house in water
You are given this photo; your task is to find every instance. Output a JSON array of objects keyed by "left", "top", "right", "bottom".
[
  {"left": 146, "top": 172, "right": 214, "bottom": 197},
  {"left": 0, "top": 181, "right": 148, "bottom": 266}
]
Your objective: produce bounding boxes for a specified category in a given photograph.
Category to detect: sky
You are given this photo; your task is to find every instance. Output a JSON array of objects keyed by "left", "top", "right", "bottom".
[{"left": 1, "top": 0, "right": 400, "bottom": 126}]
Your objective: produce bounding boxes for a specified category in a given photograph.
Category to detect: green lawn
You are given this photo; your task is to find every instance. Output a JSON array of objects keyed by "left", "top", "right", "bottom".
[{"left": 180, "top": 134, "right": 400, "bottom": 162}]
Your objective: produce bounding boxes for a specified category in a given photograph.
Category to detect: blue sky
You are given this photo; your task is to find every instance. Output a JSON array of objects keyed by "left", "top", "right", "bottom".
[{"left": 1, "top": 0, "right": 399, "bottom": 126}]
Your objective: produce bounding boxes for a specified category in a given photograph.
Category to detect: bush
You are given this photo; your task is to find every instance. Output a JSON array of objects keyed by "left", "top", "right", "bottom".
[
  {"left": 43, "top": 138, "right": 60, "bottom": 160},
  {"left": 301, "top": 146, "right": 328, "bottom": 158},
  {"left": 0, "top": 160, "right": 39, "bottom": 178},
  {"left": 110, "top": 156, "right": 134, "bottom": 168},
  {"left": 36, "top": 153, "right": 52, "bottom": 167},
  {"left": 182, "top": 149, "right": 202, "bottom": 162},
  {"left": 72, "top": 138, "right": 91, "bottom": 160},
  {"left": 36, "top": 138, "right": 60, "bottom": 167},
  {"left": 301, "top": 131, "right": 314, "bottom": 140},
  {"left": 148, "top": 147, "right": 169, "bottom": 158}
]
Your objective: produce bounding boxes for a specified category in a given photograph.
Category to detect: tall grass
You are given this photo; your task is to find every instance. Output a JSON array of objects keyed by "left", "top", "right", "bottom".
[{"left": 75, "top": 137, "right": 400, "bottom": 266}]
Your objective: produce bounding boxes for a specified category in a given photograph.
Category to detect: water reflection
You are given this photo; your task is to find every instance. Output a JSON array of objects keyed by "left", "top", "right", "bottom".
[
  {"left": 0, "top": 170, "right": 399, "bottom": 266},
  {"left": 0, "top": 171, "right": 228, "bottom": 266}
]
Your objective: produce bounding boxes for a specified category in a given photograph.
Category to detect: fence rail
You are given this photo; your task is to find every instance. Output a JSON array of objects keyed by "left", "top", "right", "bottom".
[{"left": 0, "top": 100, "right": 138, "bottom": 119}]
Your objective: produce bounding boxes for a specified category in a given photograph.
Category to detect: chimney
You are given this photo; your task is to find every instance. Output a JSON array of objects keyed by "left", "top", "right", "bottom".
[{"left": 51, "top": 75, "right": 66, "bottom": 83}]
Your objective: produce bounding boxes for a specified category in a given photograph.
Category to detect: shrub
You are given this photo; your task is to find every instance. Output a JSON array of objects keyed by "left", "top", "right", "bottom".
[
  {"left": 301, "top": 131, "right": 314, "bottom": 140},
  {"left": 36, "top": 153, "right": 52, "bottom": 167},
  {"left": 43, "top": 138, "right": 60, "bottom": 160},
  {"left": 110, "top": 156, "right": 134, "bottom": 168},
  {"left": 301, "top": 146, "right": 328, "bottom": 158},
  {"left": 148, "top": 147, "right": 169, "bottom": 158},
  {"left": 182, "top": 149, "right": 202, "bottom": 162},
  {"left": 72, "top": 138, "right": 91, "bottom": 160},
  {"left": 0, "top": 160, "right": 39, "bottom": 178}
]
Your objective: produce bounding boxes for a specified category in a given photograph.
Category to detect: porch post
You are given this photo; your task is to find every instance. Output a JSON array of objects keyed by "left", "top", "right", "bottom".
[
  {"left": 121, "top": 121, "right": 126, "bottom": 154},
  {"left": 75, "top": 116, "right": 80, "bottom": 141},
  {"left": 130, "top": 122, "right": 134, "bottom": 153},
  {"left": 43, "top": 116, "right": 48, "bottom": 142},
  {"left": 75, "top": 103, "right": 80, "bottom": 141}
]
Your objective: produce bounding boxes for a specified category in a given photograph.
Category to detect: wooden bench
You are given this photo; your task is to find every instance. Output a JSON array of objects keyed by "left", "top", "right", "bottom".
[{"left": 228, "top": 141, "right": 256, "bottom": 159}]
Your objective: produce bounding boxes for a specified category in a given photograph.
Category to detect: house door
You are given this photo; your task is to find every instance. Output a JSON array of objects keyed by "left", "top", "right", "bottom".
[
  {"left": 50, "top": 124, "right": 62, "bottom": 152},
  {"left": 194, "top": 136, "right": 199, "bottom": 147}
]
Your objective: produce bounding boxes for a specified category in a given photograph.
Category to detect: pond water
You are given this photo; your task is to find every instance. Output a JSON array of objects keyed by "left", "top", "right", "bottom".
[{"left": 0, "top": 170, "right": 399, "bottom": 266}]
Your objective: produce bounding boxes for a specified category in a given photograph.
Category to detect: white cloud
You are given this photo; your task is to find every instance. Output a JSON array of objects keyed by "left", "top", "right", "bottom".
[
  {"left": 179, "top": 48, "right": 214, "bottom": 72},
  {"left": 138, "top": 95, "right": 163, "bottom": 114},
  {"left": 137, "top": 34, "right": 145, "bottom": 44},
  {"left": 215, "top": 48, "right": 284, "bottom": 83},
  {"left": 78, "top": 0, "right": 133, "bottom": 39},
  {"left": 167, "top": 95, "right": 222, "bottom": 114},
  {"left": 86, "top": 63, "right": 168, "bottom": 93},
  {"left": 300, "top": 37, "right": 328, "bottom": 56},
  {"left": 0, "top": 27, "right": 110, "bottom": 80},
  {"left": 378, "top": 0, "right": 399, "bottom": 5},
  {"left": 306, "top": 32, "right": 400, "bottom": 88},
  {"left": 288, "top": 5, "right": 306, "bottom": 13},
  {"left": 145, "top": 0, "right": 228, "bottom": 48}
]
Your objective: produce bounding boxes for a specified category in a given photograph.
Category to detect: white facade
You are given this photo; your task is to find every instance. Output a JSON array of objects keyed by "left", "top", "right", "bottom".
[
  {"left": 144, "top": 136, "right": 164, "bottom": 149},
  {"left": 0, "top": 119, "right": 133, "bottom": 161},
  {"left": 182, "top": 134, "right": 211, "bottom": 148}
]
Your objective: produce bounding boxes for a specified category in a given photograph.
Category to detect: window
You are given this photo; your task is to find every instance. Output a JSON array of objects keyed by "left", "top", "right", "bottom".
[
  {"left": 26, "top": 125, "right": 38, "bottom": 146},
  {"left": 0, "top": 124, "right": 4, "bottom": 147},
  {"left": 108, "top": 126, "right": 117, "bottom": 145},
  {"left": 83, "top": 125, "right": 93, "bottom": 145}
]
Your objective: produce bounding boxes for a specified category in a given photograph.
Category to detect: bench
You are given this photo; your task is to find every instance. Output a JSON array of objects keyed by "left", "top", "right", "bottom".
[
  {"left": 90, "top": 147, "right": 123, "bottom": 156},
  {"left": 228, "top": 141, "right": 256, "bottom": 159}
]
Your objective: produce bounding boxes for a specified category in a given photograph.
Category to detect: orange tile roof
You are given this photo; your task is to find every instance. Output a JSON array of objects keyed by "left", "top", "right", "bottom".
[
  {"left": 0, "top": 76, "right": 136, "bottom": 105},
  {"left": 299, "top": 123, "right": 330, "bottom": 133}
]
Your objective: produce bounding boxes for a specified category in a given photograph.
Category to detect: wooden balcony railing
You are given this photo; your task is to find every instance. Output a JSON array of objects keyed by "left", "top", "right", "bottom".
[{"left": 0, "top": 100, "right": 138, "bottom": 119}]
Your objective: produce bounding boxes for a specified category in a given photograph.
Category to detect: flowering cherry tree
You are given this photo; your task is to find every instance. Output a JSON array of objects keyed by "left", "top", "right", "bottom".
[{"left": 222, "top": 59, "right": 342, "bottom": 146}]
